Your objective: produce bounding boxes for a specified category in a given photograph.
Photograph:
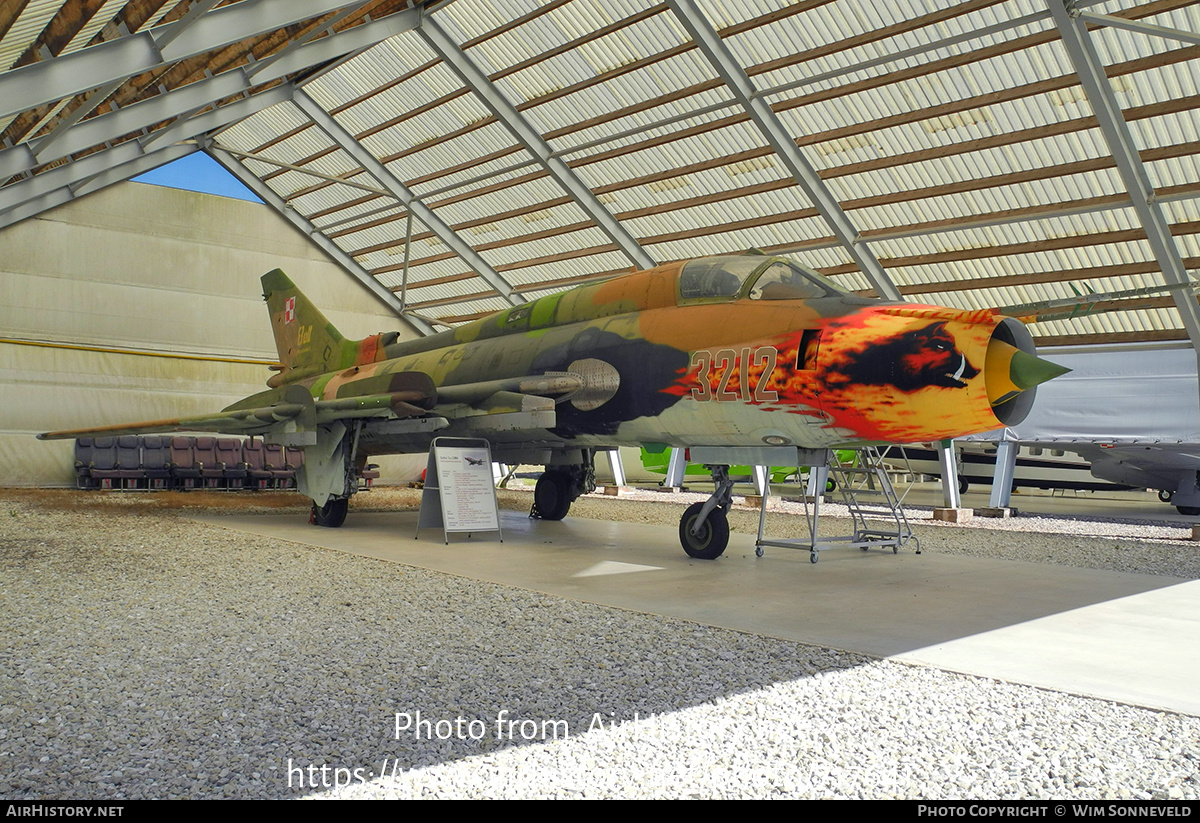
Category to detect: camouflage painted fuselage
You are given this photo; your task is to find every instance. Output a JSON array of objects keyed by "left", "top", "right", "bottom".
[{"left": 268, "top": 256, "right": 1041, "bottom": 457}]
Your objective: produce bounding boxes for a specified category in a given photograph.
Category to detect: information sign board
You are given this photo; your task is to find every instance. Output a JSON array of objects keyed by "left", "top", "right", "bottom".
[{"left": 416, "top": 438, "right": 502, "bottom": 543}]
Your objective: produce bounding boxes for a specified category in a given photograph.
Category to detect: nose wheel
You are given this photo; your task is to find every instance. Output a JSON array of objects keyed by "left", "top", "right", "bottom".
[
  {"left": 679, "top": 502, "right": 730, "bottom": 559},
  {"left": 678, "top": 464, "right": 734, "bottom": 559}
]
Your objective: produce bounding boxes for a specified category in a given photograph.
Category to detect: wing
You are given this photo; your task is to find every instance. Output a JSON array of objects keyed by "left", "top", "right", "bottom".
[
  {"left": 38, "top": 379, "right": 437, "bottom": 442},
  {"left": 38, "top": 371, "right": 582, "bottom": 442},
  {"left": 38, "top": 396, "right": 311, "bottom": 441}
]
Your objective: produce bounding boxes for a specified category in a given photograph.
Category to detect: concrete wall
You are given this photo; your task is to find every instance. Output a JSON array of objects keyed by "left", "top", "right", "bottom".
[{"left": 0, "top": 182, "right": 425, "bottom": 487}]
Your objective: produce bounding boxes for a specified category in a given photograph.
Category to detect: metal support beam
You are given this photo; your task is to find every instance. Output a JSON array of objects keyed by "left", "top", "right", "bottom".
[
  {"left": 1050, "top": 0, "right": 1200, "bottom": 354},
  {"left": 212, "top": 144, "right": 394, "bottom": 195},
  {"left": 1076, "top": 10, "right": 1200, "bottom": 48},
  {"left": 293, "top": 89, "right": 523, "bottom": 307},
  {"left": 0, "top": 83, "right": 296, "bottom": 227},
  {"left": 665, "top": 0, "right": 903, "bottom": 302},
  {"left": 418, "top": 15, "right": 656, "bottom": 273},
  {"left": 664, "top": 447, "right": 687, "bottom": 489},
  {"left": 0, "top": 5, "right": 423, "bottom": 175},
  {"left": 0, "top": 70, "right": 268, "bottom": 173},
  {"left": 410, "top": 1, "right": 1112, "bottom": 206},
  {"left": 0, "top": 140, "right": 193, "bottom": 228},
  {"left": 752, "top": 465, "right": 769, "bottom": 496},
  {"left": 989, "top": 439, "right": 1019, "bottom": 509},
  {"left": 28, "top": 0, "right": 225, "bottom": 160},
  {"left": 142, "top": 0, "right": 404, "bottom": 153},
  {"left": 398, "top": 209, "right": 415, "bottom": 311},
  {"left": 73, "top": 145, "right": 195, "bottom": 199},
  {"left": 142, "top": 86, "right": 296, "bottom": 153},
  {"left": 605, "top": 449, "right": 628, "bottom": 488},
  {"left": 805, "top": 465, "right": 827, "bottom": 500},
  {"left": 0, "top": 0, "right": 391, "bottom": 120},
  {"left": 209, "top": 146, "right": 434, "bottom": 336},
  {"left": 938, "top": 440, "right": 962, "bottom": 509},
  {"left": 0, "top": 144, "right": 36, "bottom": 180}
]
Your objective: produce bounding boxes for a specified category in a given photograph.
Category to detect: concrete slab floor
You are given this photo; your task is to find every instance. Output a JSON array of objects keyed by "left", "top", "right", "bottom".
[{"left": 194, "top": 508, "right": 1200, "bottom": 718}]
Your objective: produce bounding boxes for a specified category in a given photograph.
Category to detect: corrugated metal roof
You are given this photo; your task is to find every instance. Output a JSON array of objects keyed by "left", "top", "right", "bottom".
[{"left": 4, "top": 0, "right": 1200, "bottom": 345}]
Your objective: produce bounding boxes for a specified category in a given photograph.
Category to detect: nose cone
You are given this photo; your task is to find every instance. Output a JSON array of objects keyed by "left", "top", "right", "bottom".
[
  {"left": 986, "top": 338, "right": 1070, "bottom": 407},
  {"left": 1010, "top": 347, "right": 1072, "bottom": 389}
]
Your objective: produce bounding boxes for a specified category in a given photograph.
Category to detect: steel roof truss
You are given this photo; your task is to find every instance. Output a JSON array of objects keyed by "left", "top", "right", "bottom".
[
  {"left": 1050, "top": 0, "right": 1200, "bottom": 351},
  {"left": 212, "top": 144, "right": 394, "bottom": 196},
  {"left": 0, "top": 0, "right": 393, "bottom": 121},
  {"left": 0, "top": 144, "right": 35, "bottom": 179},
  {"left": 665, "top": 0, "right": 903, "bottom": 302},
  {"left": 1076, "top": 9, "right": 1200, "bottom": 48},
  {"left": 1, "top": 69, "right": 261, "bottom": 173},
  {"left": 317, "top": 201, "right": 407, "bottom": 233},
  {"left": 753, "top": 0, "right": 1109, "bottom": 102},
  {"left": 0, "top": 4, "right": 425, "bottom": 177},
  {"left": 140, "top": 0, "right": 403, "bottom": 158},
  {"left": 0, "top": 82, "right": 295, "bottom": 228},
  {"left": 0, "top": 141, "right": 196, "bottom": 230},
  {"left": 294, "top": 89, "right": 523, "bottom": 307},
  {"left": 208, "top": 145, "right": 434, "bottom": 336},
  {"left": 417, "top": 15, "right": 656, "bottom": 273},
  {"left": 72, "top": 145, "right": 196, "bottom": 200},
  {"left": 417, "top": 96, "right": 746, "bottom": 203},
  {"left": 141, "top": 85, "right": 298, "bottom": 154},
  {"left": 27, "top": 0, "right": 226, "bottom": 160}
]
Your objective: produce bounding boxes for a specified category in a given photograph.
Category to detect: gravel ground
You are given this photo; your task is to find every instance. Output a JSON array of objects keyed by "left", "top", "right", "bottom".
[{"left": 1, "top": 488, "right": 1198, "bottom": 800}]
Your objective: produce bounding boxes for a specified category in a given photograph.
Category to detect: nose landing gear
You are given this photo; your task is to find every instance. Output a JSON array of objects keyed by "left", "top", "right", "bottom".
[{"left": 678, "top": 464, "right": 734, "bottom": 559}]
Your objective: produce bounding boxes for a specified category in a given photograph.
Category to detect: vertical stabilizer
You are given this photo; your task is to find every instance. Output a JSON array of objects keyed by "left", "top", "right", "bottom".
[{"left": 261, "top": 269, "right": 347, "bottom": 384}]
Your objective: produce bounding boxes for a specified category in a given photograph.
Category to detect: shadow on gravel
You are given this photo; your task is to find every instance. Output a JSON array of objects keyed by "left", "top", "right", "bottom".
[
  {"left": 1, "top": 489, "right": 1194, "bottom": 799},
  {"left": 0, "top": 491, "right": 873, "bottom": 799}
]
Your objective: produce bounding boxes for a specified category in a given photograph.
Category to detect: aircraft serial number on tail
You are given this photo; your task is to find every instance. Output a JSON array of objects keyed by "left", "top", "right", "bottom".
[{"left": 689, "top": 346, "right": 779, "bottom": 404}]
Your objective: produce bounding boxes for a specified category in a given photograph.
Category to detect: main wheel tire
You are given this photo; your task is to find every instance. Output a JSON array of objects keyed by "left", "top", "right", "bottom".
[
  {"left": 679, "top": 502, "right": 729, "bottom": 560},
  {"left": 311, "top": 497, "right": 348, "bottom": 528},
  {"left": 534, "top": 472, "right": 572, "bottom": 521},
  {"left": 1159, "top": 489, "right": 1174, "bottom": 503},
  {"left": 958, "top": 476, "right": 969, "bottom": 494},
  {"left": 1177, "top": 505, "right": 1200, "bottom": 516}
]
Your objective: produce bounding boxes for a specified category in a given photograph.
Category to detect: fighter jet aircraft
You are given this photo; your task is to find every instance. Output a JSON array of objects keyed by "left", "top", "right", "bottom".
[{"left": 40, "top": 254, "right": 1066, "bottom": 556}]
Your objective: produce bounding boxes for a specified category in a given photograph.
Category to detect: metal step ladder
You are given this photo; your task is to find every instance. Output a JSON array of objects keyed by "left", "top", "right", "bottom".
[{"left": 755, "top": 447, "right": 920, "bottom": 564}]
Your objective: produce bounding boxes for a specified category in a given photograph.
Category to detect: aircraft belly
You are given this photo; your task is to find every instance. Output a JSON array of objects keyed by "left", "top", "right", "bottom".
[{"left": 577, "top": 398, "right": 851, "bottom": 451}]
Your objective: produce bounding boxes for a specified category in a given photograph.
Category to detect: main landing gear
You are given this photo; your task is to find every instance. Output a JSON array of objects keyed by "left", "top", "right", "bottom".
[
  {"left": 533, "top": 471, "right": 573, "bottom": 521},
  {"left": 530, "top": 456, "right": 596, "bottom": 521},
  {"left": 678, "top": 465, "right": 734, "bottom": 560},
  {"left": 300, "top": 421, "right": 359, "bottom": 529},
  {"left": 1156, "top": 488, "right": 1199, "bottom": 514},
  {"left": 310, "top": 496, "right": 349, "bottom": 527}
]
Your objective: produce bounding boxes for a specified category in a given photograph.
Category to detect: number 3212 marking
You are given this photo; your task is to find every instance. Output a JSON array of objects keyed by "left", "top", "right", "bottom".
[{"left": 690, "top": 346, "right": 778, "bottom": 403}]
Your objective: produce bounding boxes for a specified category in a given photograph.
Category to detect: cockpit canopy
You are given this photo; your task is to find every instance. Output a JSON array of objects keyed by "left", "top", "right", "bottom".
[{"left": 678, "top": 256, "right": 848, "bottom": 304}]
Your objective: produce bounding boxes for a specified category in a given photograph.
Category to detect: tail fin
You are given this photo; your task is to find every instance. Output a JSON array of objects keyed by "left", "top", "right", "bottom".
[{"left": 262, "top": 269, "right": 348, "bottom": 385}]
